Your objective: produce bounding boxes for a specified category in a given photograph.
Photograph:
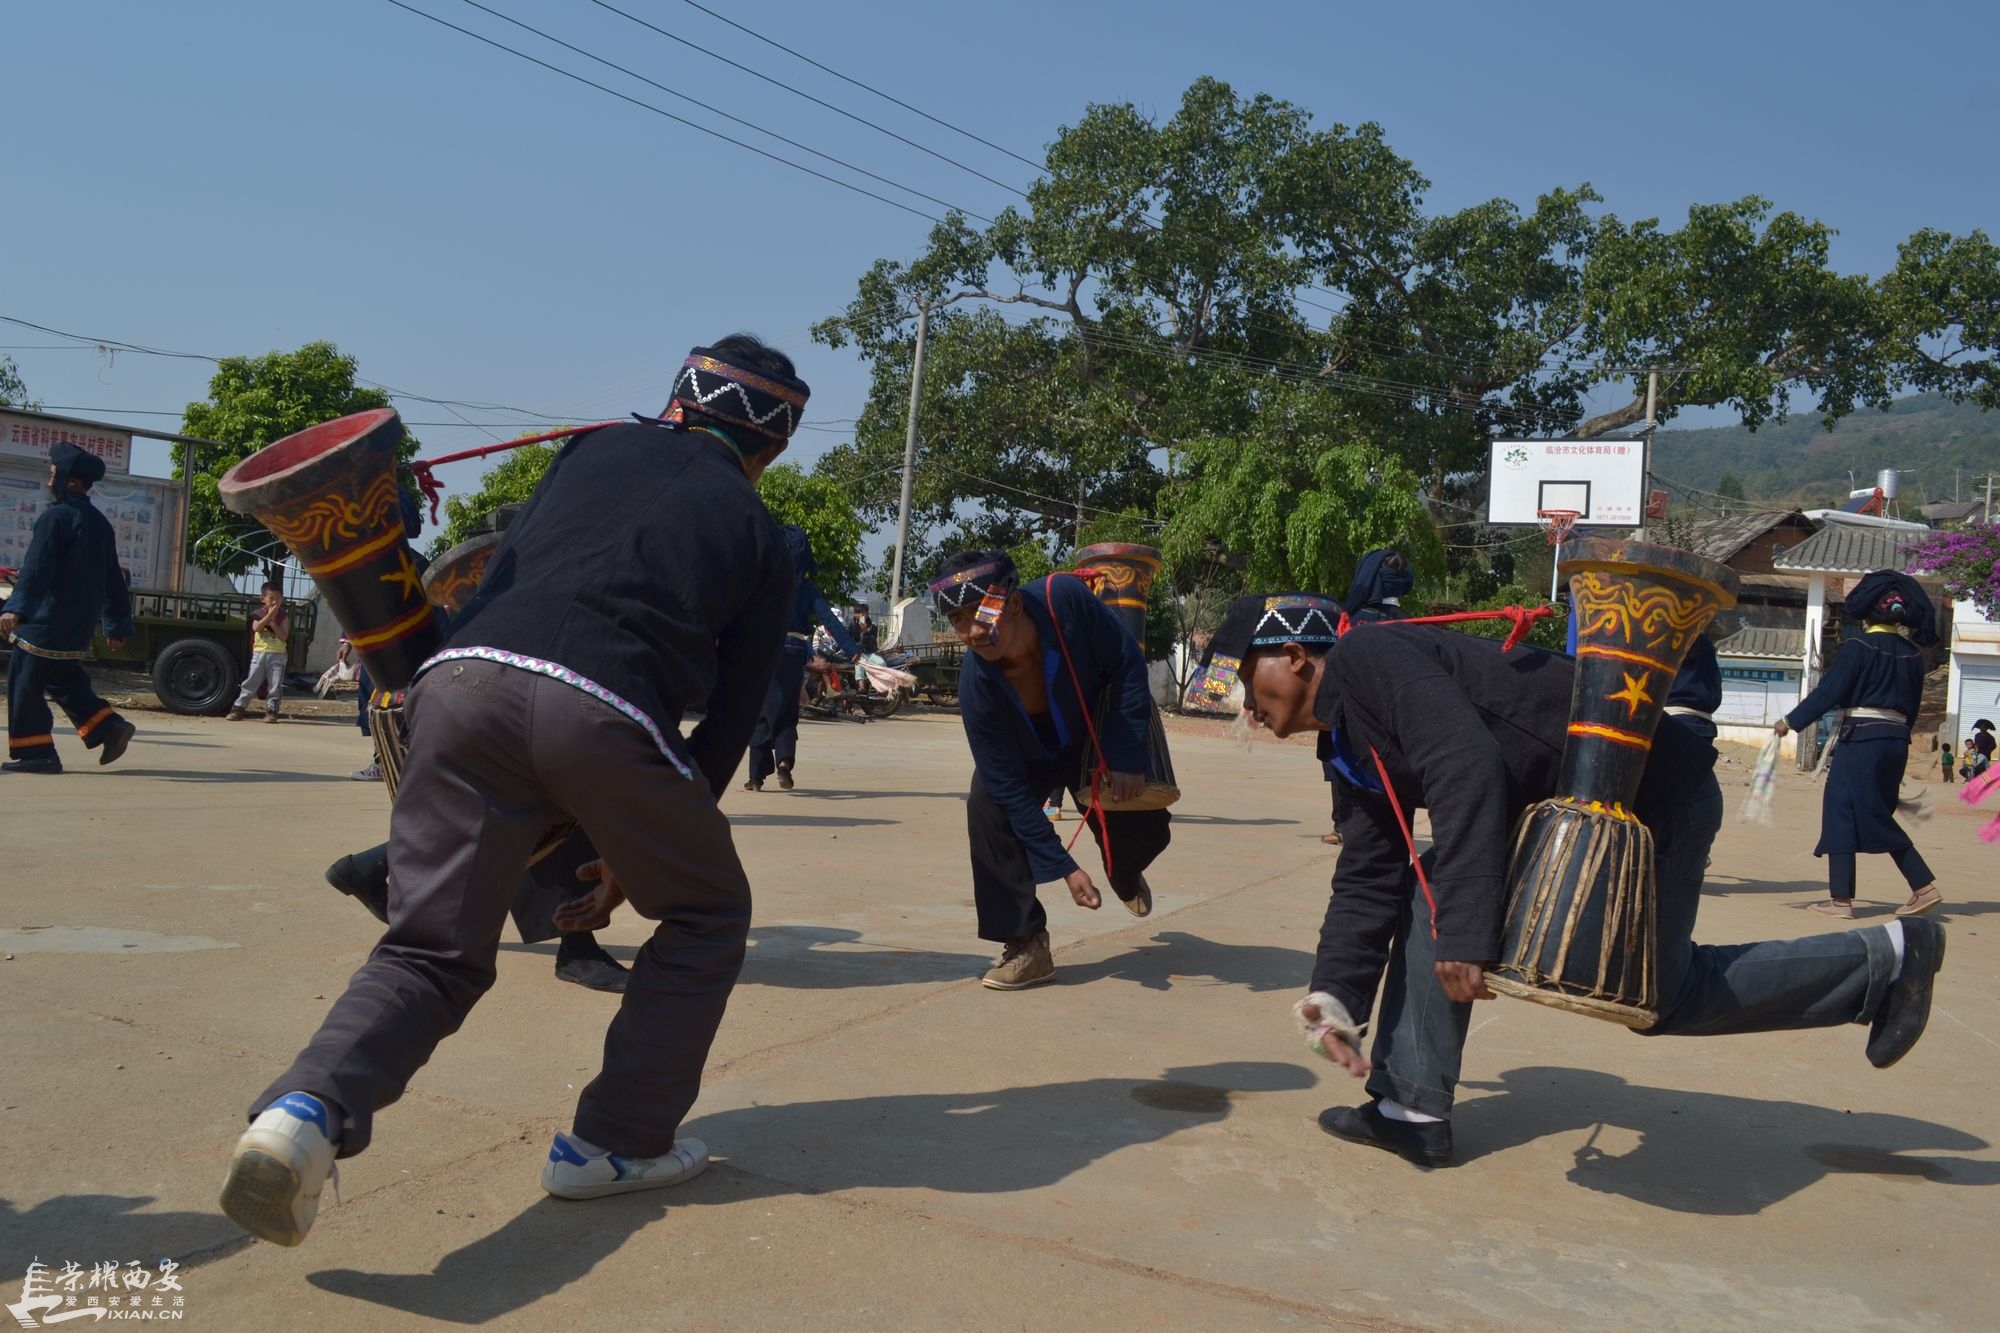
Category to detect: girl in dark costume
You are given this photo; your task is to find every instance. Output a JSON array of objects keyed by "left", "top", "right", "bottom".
[{"left": 1775, "top": 570, "right": 1943, "bottom": 919}]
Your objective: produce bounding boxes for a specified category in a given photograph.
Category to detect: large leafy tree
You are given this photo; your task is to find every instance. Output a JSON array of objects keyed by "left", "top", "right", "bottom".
[
  {"left": 180, "top": 342, "right": 416, "bottom": 577},
  {"left": 816, "top": 77, "right": 2000, "bottom": 599}
]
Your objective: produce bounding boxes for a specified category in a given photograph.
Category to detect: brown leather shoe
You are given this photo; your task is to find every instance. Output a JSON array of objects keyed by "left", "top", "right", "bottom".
[
  {"left": 982, "top": 933, "right": 1054, "bottom": 990},
  {"left": 1110, "top": 873, "right": 1153, "bottom": 918},
  {"left": 1807, "top": 899, "right": 1855, "bottom": 920}
]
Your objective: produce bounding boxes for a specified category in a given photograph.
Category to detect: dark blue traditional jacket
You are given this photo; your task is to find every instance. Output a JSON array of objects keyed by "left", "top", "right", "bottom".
[
  {"left": 958, "top": 575, "right": 1150, "bottom": 882},
  {"left": 787, "top": 582, "right": 862, "bottom": 657},
  {"left": 3, "top": 492, "right": 134, "bottom": 655},
  {"left": 442, "top": 423, "right": 794, "bottom": 798},
  {"left": 1785, "top": 631, "right": 1924, "bottom": 732}
]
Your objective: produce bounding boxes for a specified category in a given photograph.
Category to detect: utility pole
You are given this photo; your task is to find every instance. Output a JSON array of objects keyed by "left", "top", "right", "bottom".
[
  {"left": 885, "top": 302, "right": 931, "bottom": 608},
  {"left": 1987, "top": 470, "right": 1995, "bottom": 528}
]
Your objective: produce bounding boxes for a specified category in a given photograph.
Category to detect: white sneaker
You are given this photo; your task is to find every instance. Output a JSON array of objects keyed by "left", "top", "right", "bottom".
[
  {"left": 220, "top": 1092, "right": 337, "bottom": 1246},
  {"left": 539, "top": 1131, "right": 708, "bottom": 1200}
]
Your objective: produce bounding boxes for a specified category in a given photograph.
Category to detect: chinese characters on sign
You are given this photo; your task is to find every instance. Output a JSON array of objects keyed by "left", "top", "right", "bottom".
[{"left": 0, "top": 411, "right": 132, "bottom": 476}]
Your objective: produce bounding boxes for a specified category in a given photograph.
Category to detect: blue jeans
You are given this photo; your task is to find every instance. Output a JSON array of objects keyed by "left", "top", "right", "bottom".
[{"left": 1364, "top": 773, "right": 1897, "bottom": 1119}]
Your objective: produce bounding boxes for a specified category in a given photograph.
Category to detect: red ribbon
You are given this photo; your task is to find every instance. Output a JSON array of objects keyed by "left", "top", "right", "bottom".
[{"left": 406, "top": 421, "right": 622, "bottom": 525}]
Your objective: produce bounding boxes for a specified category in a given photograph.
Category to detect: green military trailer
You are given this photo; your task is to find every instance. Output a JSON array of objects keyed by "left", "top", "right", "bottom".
[{"left": 93, "top": 588, "right": 319, "bottom": 716}]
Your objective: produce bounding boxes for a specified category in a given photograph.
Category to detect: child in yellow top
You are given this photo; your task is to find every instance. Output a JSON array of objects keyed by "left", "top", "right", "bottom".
[{"left": 229, "top": 583, "right": 290, "bottom": 722}]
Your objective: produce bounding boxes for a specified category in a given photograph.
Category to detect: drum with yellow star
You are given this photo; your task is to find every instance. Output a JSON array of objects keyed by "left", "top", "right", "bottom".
[{"left": 1488, "top": 539, "right": 1737, "bottom": 1027}]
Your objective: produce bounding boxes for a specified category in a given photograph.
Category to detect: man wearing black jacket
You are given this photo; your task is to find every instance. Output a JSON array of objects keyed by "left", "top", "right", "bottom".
[
  {"left": 1203, "top": 593, "right": 1944, "bottom": 1167},
  {"left": 222, "top": 336, "right": 804, "bottom": 1246}
]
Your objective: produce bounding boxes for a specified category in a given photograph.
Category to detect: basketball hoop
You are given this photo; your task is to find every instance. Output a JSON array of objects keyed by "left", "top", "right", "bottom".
[{"left": 1539, "top": 509, "right": 1580, "bottom": 548}]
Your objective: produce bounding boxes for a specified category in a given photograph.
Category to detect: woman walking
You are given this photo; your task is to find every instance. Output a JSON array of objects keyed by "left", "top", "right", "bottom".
[{"left": 1775, "top": 570, "right": 1943, "bottom": 919}]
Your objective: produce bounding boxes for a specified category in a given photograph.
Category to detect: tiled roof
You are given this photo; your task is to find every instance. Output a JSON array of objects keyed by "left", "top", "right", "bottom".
[
  {"left": 1681, "top": 510, "right": 1806, "bottom": 562},
  {"left": 1715, "top": 627, "right": 1806, "bottom": 661},
  {"left": 1772, "top": 525, "right": 1926, "bottom": 574}
]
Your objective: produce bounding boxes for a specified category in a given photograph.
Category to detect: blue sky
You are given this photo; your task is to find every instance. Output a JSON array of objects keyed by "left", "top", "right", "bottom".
[{"left": 8, "top": 0, "right": 1995, "bottom": 535}]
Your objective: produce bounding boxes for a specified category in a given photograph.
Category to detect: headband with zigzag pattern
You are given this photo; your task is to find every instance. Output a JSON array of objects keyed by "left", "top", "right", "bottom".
[{"left": 668, "top": 346, "right": 810, "bottom": 441}]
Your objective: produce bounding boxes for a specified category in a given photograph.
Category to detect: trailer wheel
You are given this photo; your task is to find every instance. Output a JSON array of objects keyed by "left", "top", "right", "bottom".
[{"left": 153, "top": 637, "right": 238, "bottom": 716}]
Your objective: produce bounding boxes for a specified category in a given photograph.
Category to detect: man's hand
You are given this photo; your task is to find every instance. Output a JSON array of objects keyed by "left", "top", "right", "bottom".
[
  {"left": 0, "top": 611, "right": 18, "bottom": 642},
  {"left": 1063, "top": 868, "right": 1101, "bottom": 910},
  {"left": 1772, "top": 718, "right": 1790, "bottom": 737},
  {"left": 1297, "top": 996, "right": 1372, "bottom": 1077},
  {"left": 554, "top": 859, "right": 626, "bottom": 933},
  {"left": 1108, "top": 770, "right": 1146, "bottom": 804},
  {"left": 1435, "top": 961, "right": 1494, "bottom": 1003}
]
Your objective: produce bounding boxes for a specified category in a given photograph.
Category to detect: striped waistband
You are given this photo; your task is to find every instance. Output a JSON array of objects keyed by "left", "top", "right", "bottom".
[
  {"left": 1664, "top": 706, "right": 1713, "bottom": 720},
  {"left": 1848, "top": 706, "right": 1907, "bottom": 724}
]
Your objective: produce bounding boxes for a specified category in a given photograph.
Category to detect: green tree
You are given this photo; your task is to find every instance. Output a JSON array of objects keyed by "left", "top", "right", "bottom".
[
  {"left": 816, "top": 78, "right": 1999, "bottom": 572},
  {"left": 179, "top": 342, "right": 415, "bottom": 577},
  {"left": 756, "top": 463, "right": 867, "bottom": 603},
  {"left": 1715, "top": 470, "right": 1747, "bottom": 501},
  {"left": 0, "top": 355, "right": 31, "bottom": 408},
  {"left": 432, "top": 440, "right": 557, "bottom": 555}
]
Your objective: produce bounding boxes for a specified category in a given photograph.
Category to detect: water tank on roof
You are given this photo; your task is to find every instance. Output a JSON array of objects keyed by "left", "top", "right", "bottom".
[{"left": 1877, "top": 468, "right": 1900, "bottom": 501}]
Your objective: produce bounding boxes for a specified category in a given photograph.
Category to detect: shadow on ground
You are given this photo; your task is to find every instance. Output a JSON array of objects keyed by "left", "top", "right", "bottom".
[
  {"left": 0, "top": 1194, "right": 247, "bottom": 1276},
  {"left": 303, "top": 1060, "right": 1314, "bottom": 1323},
  {"left": 1059, "top": 930, "right": 1312, "bottom": 994},
  {"left": 1453, "top": 1066, "right": 1999, "bottom": 1214}
]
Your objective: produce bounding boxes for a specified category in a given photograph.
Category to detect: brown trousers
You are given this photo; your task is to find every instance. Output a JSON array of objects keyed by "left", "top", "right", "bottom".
[{"left": 253, "top": 658, "right": 750, "bottom": 1158}]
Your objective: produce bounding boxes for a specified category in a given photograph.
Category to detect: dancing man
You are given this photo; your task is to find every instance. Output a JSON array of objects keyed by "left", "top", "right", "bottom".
[
  {"left": 745, "top": 525, "right": 863, "bottom": 792},
  {"left": 931, "top": 550, "right": 1169, "bottom": 990},
  {"left": 221, "top": 335, "right": 804, "bottom": 1245},
  {"left": 1775, "top": 570, "right": 1943, "bottom": 918},
  {"left": 1199, "top": 591, "right": 1945, "bottom": 1167},
  {"left": 1, "top": 442, "right": 137, "bottom": 774}
]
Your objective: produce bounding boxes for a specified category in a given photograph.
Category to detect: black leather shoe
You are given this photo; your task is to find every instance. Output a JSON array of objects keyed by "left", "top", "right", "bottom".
[
  {"left": 1318, "top": 1102, "right": 1454, "bottom": 1167},
  {"left": 554, "top": 951, "right": 630, "bottom": 993},
  {"left": 1868, "top": 917, "right": 1946, "bottom": 1069},
  {"left": 1109, "top": 872, "right": 1153, "bottom": 918},
  {"left": 96, "top": 718, "right": 136, "bottom": 766},
  {"left": 325, "top": 848, "right": 391, "bottom": 925},
  {"left": 2, "top": 757, "right": 63, "bottom": 775}
]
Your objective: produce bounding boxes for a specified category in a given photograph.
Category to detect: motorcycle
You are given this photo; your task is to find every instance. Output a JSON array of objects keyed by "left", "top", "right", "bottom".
[{"left": 801, "top": 636, "right": 915, "bottom": 721}]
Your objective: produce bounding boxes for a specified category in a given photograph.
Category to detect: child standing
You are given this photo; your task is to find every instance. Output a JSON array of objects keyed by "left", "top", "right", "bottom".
[
  {"left": 229, "top": 583, "right": 289, "bottom": 722},
  {"left": 1941, "top": 740, "right": 1955, "bottom": 784}
]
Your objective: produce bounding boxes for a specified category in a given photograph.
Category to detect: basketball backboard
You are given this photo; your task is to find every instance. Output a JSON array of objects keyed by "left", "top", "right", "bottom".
[{"left": 1487, "top": 437, "right": 1648, "bottom": 527}]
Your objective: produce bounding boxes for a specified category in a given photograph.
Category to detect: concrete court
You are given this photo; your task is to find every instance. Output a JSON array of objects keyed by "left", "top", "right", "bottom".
[{"left": 0, "top": 703, "right": 1995, "bottom": 1331}]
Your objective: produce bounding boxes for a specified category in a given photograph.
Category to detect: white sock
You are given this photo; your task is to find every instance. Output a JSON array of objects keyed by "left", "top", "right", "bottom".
[
  {"left": 1884, "top": 920, "right": 1906, "bottom": 981},
  {"left": 1377, "top": 1096, "right": 1444, "bottom": 1125},
  {"left": 563, "top": 1132, "right": 610, "bottom": 1158}
]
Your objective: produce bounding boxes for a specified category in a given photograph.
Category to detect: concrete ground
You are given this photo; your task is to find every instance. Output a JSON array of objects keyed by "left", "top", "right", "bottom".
[{"left": 1, "top": 700, "right": 1995, "bottom": 1330}]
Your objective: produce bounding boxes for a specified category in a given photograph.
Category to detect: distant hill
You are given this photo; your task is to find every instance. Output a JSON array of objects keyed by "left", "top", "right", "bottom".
[{"left": 1650, "top": 393, "right": 2000, "bottom": 512}]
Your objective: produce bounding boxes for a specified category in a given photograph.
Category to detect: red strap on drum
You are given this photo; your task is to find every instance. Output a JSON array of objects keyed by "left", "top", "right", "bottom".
[
  {"left": 1370, "top": 747, "right": 1439, "bottom": 941},
  {"left": 1044, "top": 573, "right": 1114, "bottom": 878},
  {"left": 408, "top": 420, "right": 622, "bottom": 524}
]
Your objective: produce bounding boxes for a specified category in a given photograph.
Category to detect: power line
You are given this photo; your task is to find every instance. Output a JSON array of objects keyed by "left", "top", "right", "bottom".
[
  {"left": 381, "top": 0, "right": 949, "bottom": 224},
  {"left": 674, "top": 0, "right": 1049, "bottom": 177},
  {"left": 449, "top": 0, "right": 990, "bottom": 222},
  {"left": 583, "top": 0, "right": 1030, "bottom": 200}
]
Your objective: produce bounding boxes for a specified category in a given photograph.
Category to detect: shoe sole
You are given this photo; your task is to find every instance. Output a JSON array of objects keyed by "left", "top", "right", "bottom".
[
  {"left": 541, "top": 1156, "right": 707, "bottom": 1200},
  {"left": 1895, "top": 894, "right": 1944, "bottom": 916},
  {"left": 1120, "top": 891, "right": 1152, "bottom": 919},
  {"left": 777, "top": 774, "right": 795, "bottom": 790},
  {"left": 1872, "top": 930, "right": 1946, "bottom": 1070},
  {"left": 219, "top": 1145, "right": 315, "bottom": 1246},
  {"left": 1317, "top": 1114, "right": 1452, "bottom": 1168},
  {"left": 555, "top": 968, "right": 630, "bottom": 993},
  {"left": 981, "top": 968, "right": 1056, "bottom": 991}
]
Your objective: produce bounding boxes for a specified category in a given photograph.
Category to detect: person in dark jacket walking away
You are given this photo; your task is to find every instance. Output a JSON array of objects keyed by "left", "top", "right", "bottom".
[
  {"left": 745, "top": 526, "right": 862, "bottom": 791},
  {"left": 1776, "top": 570, "right": 1943, "bottom": 919},
  {"left": 1204, "top": 592, "right": 1944, "bottom": 1168},
  {"left": 1, "top": 442, "right": 137, "bottom": 773},
  {"left": 220, "top": 335, "right": 803, "bottom": 1247},
  {"left": 932, "top": 550, "right": 1170, "bottom": 990}
]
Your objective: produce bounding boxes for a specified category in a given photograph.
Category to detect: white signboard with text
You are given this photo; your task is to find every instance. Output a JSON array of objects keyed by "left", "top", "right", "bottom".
[
  {"left": 0, "top": 409, "right": 133, "bottom": 476},
  {"left": 1487, "top": 437, "right": 1647, "bottom": 527}
]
